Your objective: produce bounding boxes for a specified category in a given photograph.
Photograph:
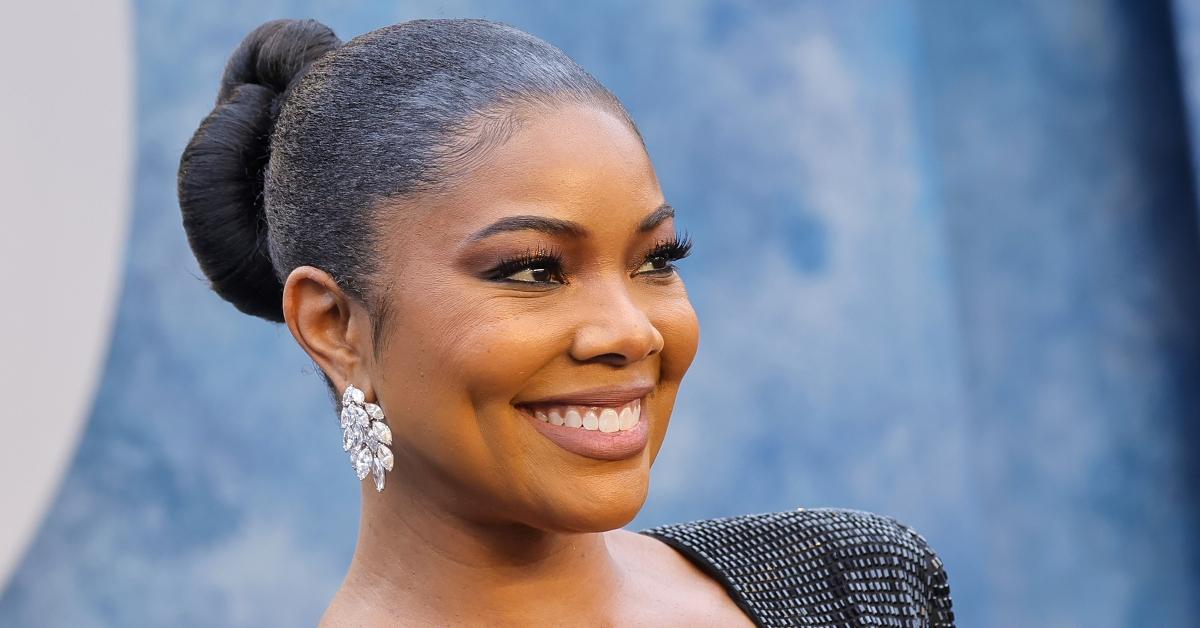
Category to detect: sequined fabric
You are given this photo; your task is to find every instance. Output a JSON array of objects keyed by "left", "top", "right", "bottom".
[{"left": 638, "top": 507, "right": 955, "bottom": 627}]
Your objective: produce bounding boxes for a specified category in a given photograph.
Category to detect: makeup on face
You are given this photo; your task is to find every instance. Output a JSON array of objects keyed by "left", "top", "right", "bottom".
[
  {"left": 455, "top": 202, "right": 693, "bottom": 290},
  {"left": 477, "top": 234, "right": 692, "bottom": 286},
  {"left": 368, "top": 104, "right": 699, "bottom": 529},
  {"left": 514, "top": 383, "right": 652, "bottom": 460},
  {"left": 459, "top": 210, "right": 681, "bottom": 461}
]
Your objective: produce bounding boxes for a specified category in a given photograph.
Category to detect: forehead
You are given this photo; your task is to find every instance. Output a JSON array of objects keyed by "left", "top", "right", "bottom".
[{"left": 410, "top": 103, "right": 662, "bottom": 238}]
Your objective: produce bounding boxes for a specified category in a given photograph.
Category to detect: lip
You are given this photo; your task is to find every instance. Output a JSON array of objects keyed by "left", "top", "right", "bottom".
[
  {"left": 514, "top": 382, "right": 655, "bottom": 409},
  {"left": 516, "top": 400, "right": 650, "bottom": 461}
]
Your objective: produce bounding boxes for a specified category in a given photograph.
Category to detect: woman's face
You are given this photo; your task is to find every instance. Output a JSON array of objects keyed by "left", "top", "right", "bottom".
[{"left": 365, "top": 103, "right": 699, "bottom": 532}]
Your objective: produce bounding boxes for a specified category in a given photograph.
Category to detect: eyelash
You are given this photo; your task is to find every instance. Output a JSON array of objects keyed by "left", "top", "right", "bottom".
[{"left": 485, "top": 231, "right": 694, "bottom": 286}]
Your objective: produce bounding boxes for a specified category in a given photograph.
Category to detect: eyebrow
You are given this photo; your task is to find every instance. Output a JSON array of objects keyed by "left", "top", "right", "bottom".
[{"left": 466, "top": 202, "right": 675, "bottom": 243}]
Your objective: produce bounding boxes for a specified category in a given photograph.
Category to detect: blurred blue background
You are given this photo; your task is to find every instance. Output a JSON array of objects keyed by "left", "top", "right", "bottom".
[{"left": 2, "top": 1, "right": 1199, "bottom": 626}]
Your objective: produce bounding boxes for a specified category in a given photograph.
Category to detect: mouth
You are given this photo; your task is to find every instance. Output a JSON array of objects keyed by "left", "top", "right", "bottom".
[
  {"left": 522, "top": 397, "right": 643, "bottom": 431},
  {"left": 514, "top": 394, "right": 650, "bottom": 461}
]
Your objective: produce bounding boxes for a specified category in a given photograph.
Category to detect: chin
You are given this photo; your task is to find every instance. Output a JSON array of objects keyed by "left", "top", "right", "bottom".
[{"left": 539, "top": 477, "right": 650, "bottom": 533}]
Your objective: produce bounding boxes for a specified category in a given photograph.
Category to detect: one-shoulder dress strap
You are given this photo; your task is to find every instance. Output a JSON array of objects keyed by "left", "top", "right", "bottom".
[{"left": 638, "top": 507, "right": 955, "bottom": 627}]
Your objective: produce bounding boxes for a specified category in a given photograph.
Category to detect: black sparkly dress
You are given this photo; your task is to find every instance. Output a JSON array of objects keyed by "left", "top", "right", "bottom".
[{"left": 637, "top": 507, "right": 955, "bottom": 627}]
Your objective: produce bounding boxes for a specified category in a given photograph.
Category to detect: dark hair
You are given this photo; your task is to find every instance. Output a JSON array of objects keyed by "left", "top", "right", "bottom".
[{"left": 177, "top": 17, "right": 640, "bottom": 330}]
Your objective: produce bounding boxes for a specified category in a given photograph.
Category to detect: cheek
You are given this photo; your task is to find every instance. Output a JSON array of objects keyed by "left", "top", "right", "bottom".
[
  {"left": 370, "top": 290, "right": 572, "bottom": 508},
  {"left": 374, "top": 286, "right": 566, "bottom": 405},
  {"left": 441, "top": 304, "right": 569, "bottom": 402},
  {"left": 638, "top": 289, "right": 700, "bottom": 463},
  {"left": 655, "top": 292, "right": 701, "bottom": 381}
]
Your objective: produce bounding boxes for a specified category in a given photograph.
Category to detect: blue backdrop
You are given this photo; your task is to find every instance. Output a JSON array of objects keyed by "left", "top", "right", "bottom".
[{"left": 3, "top": 1, "right": 1198, "bottom": 626}]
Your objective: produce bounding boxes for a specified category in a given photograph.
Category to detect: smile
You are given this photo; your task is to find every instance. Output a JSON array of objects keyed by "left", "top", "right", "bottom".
[
  {"left": 515, "top": 397, "right": 649, "bottom": 461},
  {"left": 529, "top": 398, "right": 641, "bottom": 432}
]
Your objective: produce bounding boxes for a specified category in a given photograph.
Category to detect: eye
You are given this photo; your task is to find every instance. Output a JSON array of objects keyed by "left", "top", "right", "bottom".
[
  {"left": 636, "top": 255, "right": 674, "bottom": 275},
  {"left": 634, "top": 231, "right": 694, "bottom": 277},
  {"left": 485, "top": 245, "right": 568, "bottom": 285},
  {"left": 502, "top": 261, "right": 565, "bottom": 284}
]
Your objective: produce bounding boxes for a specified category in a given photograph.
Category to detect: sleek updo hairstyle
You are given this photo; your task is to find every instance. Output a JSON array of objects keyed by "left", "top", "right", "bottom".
[{"left": 177, "top": 18, "right": 641, "bottom": 333}]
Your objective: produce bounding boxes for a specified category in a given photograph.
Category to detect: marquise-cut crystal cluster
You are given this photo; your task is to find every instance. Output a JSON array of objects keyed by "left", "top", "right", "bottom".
[{"left": 340, "top": 384, "right": 394, "bottom": 492}]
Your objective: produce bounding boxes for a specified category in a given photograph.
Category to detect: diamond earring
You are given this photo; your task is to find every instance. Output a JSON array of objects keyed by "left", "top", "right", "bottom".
[{"left": 339, "top": 384, "right": 394, "bottom": 492}]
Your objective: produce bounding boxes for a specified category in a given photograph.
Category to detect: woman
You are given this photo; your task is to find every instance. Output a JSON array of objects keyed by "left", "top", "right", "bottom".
[{"left": 177, "top": 17, "right": 954, "bottom": 627}]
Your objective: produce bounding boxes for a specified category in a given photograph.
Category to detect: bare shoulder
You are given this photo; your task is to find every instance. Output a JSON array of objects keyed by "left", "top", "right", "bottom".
[{"left": 607, "top": 528, "right": 757, "bottom": 627}]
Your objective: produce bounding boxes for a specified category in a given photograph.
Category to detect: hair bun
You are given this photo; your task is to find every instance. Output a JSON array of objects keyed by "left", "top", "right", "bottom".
[{"left": 177, "top": 19, "right": 341, "bottom": 322}]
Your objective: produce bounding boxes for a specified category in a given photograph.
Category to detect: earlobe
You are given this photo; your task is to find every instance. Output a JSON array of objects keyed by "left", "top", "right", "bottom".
[{"left": 281, "top": 265, "right": 371, "bottom": 393}]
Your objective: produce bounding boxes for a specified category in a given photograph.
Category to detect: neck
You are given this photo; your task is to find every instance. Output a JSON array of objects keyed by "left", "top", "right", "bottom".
[{"left": 333, "top": 480, "right": 628, "bottom": 625}]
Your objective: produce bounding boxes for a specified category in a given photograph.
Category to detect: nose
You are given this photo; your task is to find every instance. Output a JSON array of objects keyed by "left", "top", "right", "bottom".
[{"left": 569, "top": 277, "right": 665, "bottom": 366}]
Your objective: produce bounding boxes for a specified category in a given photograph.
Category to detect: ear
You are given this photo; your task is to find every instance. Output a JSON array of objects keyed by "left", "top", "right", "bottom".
[{"left": 282, "top": 266, "right": 375, "bottom": 399}]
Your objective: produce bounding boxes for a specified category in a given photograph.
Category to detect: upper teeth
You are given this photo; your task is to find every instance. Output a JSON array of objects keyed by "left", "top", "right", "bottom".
[{"left": 532, "top": 398, "right": 642, "bottom": 433}]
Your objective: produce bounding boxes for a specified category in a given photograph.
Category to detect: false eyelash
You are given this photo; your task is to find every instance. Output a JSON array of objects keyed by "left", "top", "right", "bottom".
[
  {"left": 643, "top": 230, "right": 694, "bottom": 270},
  {"left": 485, "top": 230, "right": 696, "bottom": 284},
  {"left": 485, "top": 243, "right": 567, "bottom": 283}
]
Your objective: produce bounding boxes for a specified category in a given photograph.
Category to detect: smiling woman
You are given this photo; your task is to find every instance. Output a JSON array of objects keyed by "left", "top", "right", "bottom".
[{"left": 177, "top": 17, "right": 954, "bottom": 627}]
